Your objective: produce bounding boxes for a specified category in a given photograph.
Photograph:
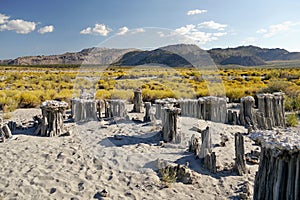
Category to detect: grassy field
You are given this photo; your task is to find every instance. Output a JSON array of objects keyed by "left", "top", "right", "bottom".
[{"left": 1, "top": 65, "right": 300, "bottom": 114}]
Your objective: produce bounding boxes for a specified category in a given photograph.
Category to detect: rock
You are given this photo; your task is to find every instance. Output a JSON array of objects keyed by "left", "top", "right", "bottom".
[
  {"left": 50, "top": 188, "right": 56, "bottom": 194},
  {"left": 78, "top": 182, "right": 84, "bottom": 191},
  {"left": 100, "top": 189, "right": 109, "bottom": 197}
]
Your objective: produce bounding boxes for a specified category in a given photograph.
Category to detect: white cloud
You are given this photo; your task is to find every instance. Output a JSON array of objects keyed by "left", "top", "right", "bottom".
[
  {"left": 175, "top": 24, "right": 196, "bottom": 35},
  {"left": 174, "top": 24, "right": 227, "bottom": 44},
  {"left": 0, "top": 19, "right": 36, "bottom": 34},
  {"left": 187, "top": 9, "right": 207, "bottom": 16},
  {"left": 0, "top": 13, "right": 9, "bottom": 24},
  {"left": 257, "top": 21, "right": 299, "bottom": 38},
  {"left": 117, "top": 26, "right": 129, "bottom": 35},
  {"left": 38, "top": 25, "right": 54, "bottom": 34},
  {"left": 198, "top": 21, "right": 227, "bottom": 31},
  {"left": 80, "top": 27, "right": 92, "bottom": 34},
  {"left": 80, "top": 23, "right": 112, "bottom": 36},
  {"left": 132, "top": 28, "right": 145, "bottom": 34}
]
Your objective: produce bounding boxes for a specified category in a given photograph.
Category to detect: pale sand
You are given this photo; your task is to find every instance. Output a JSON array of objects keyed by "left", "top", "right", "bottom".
[{"left": 0, "top": 108, "right": 259, "bottom": 199}]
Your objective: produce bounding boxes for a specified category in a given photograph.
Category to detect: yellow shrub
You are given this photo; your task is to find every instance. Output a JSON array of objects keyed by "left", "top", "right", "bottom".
[
  {"left": 95, "top": 90, "right": 111, "bottom": 99},
  {"left": 19, "top": 91, "right": 40, "bottom": 108}
]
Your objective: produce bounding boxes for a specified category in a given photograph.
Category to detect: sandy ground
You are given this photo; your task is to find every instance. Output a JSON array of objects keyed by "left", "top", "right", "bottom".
[{"left": 0, "top": 107, "right": 260, "bottom": 200}]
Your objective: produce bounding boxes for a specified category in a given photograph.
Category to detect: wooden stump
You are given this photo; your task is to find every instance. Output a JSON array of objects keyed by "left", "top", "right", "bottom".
[
  {"left": 235, "top": 132, "right": 247, "bottom": 175},
  {"left": 133, "top": 89, "right": 143, "bottom": 113},
  {"left": 35, "top": 100, "right": 68, "bottom": 137},
  {"left": 251, "top": 130, "right": 300, "bottom": 200},
  {"left": 162, "top": 107, "right": 181, "bottom": 143}
]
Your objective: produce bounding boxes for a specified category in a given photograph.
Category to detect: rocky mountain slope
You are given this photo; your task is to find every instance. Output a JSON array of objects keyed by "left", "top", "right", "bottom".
[{"left": 1, "top": 44, "right": 300, "bottom": 67}]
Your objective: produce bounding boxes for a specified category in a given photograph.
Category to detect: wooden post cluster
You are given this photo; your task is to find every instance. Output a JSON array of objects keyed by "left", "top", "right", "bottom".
[
  {"left": 107, "top": 100, "right": 127, "bottom": 118},
  {"left": 71, "top": 98, "right": 98, "bottom": 122},
  {"left": 144, "top": 102, "right": 151, "bottom": 122},
  {"left": 35, "top": 100, "right": 68, "bottom": 137},
  {"left": 256, "top": 92, "right": 286, "bottom": 129},
  {"left": 228, "top": 93, "right": 286, "bottom": 130},
  {"left": 178, "top": 97, "right": 227, "bottom": 123},
  {"left": 161, "top": 107, "right": 181, "bottom": 143},
  {"left": 251, "top": 130, "right": 300, "bottom": 200},
  {"left": 133, "top": 89, "right": 143, "bottom": 113},
  {"left": 235, "top": 132, "right": 247, "bottom": 175}
]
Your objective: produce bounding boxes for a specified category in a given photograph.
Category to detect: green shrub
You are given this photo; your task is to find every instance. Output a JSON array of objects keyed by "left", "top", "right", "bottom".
[
  {"left": 286, "top": 113, "right": 298, "bottom": 127},
  {"left": 159, "top": 166, "right": 177, "bottom": 185}
]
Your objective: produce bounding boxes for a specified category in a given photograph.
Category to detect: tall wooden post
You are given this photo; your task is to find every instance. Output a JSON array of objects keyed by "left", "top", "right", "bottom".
[{"left": 133, "top": 89, "right": 143, "bottom": 113}]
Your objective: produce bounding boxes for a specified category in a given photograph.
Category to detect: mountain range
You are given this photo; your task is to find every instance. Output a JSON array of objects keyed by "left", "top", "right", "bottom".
[{"left": 1, "top": 44, "right": 300, "bottom": 67}]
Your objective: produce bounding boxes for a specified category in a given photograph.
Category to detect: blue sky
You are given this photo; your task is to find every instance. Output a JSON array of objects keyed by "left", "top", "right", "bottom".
[{"left": 0, "top": 0, "right": 300, "bottom": 59}]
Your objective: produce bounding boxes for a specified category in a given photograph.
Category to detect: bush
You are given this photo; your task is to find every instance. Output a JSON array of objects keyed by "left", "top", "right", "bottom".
[
  {"left": 159, "top": 166, "right": 177, "bottom": 185},
  {"left": 19, "top": 91, "right": 40, "bottom": 108},
  {"left": 286, "top": 113, "right": 298, "bottom": 127}
]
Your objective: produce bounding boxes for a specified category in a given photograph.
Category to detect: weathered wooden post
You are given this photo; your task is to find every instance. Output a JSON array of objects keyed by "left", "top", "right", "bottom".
[
  {"left": 162, "top": 107, "right": 181, "bottom": 143},
  {"left": 35, "top": 100, "right": 68, "bottom": 137},
  {"left": 144, "top": 102, "right": 151, "bottom": 122},
  {"left": 133, "top": 89, "right": 143, "bottom": 113},
  {"left": 235, "top": 132, "right": 247, "bottom": 175},
  {"left": 251, "top": 130, "right": 300, "bottom": 200}
]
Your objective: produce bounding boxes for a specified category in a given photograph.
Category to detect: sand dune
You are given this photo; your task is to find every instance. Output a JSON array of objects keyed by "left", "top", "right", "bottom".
[{"left": 0, "top": 108, "right": 259, "bottom": 199}]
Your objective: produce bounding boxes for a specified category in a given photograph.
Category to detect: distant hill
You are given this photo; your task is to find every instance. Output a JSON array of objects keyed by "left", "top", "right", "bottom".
[
  {"left": 208, "top": 45, "right": 300, "bottom": 66},
  {"left": 0, "top": 47, "right": 136, "bottom": 66},
  {"left": 1, "top": 44, "right": 300, "bottom": 67}
]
